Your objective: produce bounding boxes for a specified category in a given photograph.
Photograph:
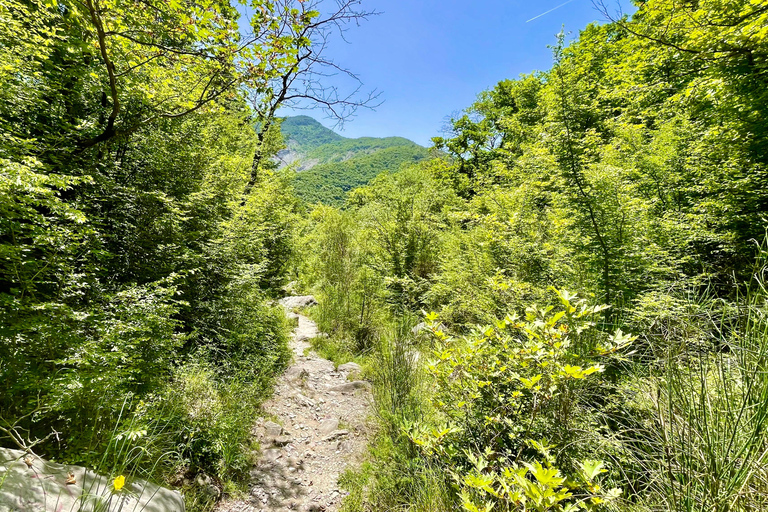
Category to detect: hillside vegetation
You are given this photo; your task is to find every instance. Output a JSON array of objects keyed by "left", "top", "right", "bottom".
[
  {"left": 297, "top": 2, "right": 768, "bottom": 511},
  {"left": 293, "top": 145, "right": 430, "bottom": 206},
  {"left": 279, "top": 116, "right": 430, "bottom": 205},
  {"left": 2, "top": 0, "right": 768, "bottom": 512}
]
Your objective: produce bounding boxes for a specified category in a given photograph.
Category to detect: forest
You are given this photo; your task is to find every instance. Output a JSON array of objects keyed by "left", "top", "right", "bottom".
[
  {"left": 279, "top": 116, "right": 430, "bottom": 206},
  {"left": 2, "top": 0, "right": 768, "bottom": 511}
]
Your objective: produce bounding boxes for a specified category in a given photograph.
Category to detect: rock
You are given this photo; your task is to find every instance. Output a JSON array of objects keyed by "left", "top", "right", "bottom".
[
  {"left": 318, "top": 418, "right": 339, "bottom": 436},
  {"left": 0, "top": 448, "right": 184, "bottom": 512},
  {"left": 285, "top": 367, "right": 309, "bottom": 381},
  {"left": 337, "top": 362, "right": 361, "bottom": 373},
  {"left": 279, "top": 296, "right": 318, "bottom": 309},
  {"left": 329, "top": 381, "right": 370, "bottom": 393},
  {"left": 261, "top": 448, "right": 282, "bottom": 462},
  {"left": 264, "top": 421, "right": 283, "bottom": 437},
  {"left": 272, "top": 435, "right": 292, "bottom": 447},
  {"left": 321, "top": 430, "right": 349, "bottom": 442},
  {"left": 286, "top": 311, "right": 300, "bottom": 327},
  {"left": 194, "top": 473, "right": 221, "bottom": 500},
  {"left": 336, "top": 440, "right": 353, "bottom": 452},
  {"left": 286, "top": 456, "right": 303, "bottom": 470},
  {"left": 294, "top": 394, "right": 316, "bottom": 408}
]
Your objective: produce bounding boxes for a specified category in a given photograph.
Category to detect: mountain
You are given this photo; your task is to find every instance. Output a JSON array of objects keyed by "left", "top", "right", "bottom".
[{"left": 277, "top": 116, "right": 430, "bottom": 206}]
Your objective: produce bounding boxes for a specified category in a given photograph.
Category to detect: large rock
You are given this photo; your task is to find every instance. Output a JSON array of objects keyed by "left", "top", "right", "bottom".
[
  {"left": 0, "top": 448, "right": 184, "bottom": 512},
  {"left": 329, "top": 381, "right": 370, "bottom": 393},
  {"left": 278, "top": 296, "right": 318, "bottom": 309},
  {"left": 285, "top": 311, "right": 300, "bottom": 327},
  {"left": 337, "top": 362, "right": 361, "bottom": 373},
  {"left": 318, "top": 418, "right": 339, "bottom": 437}
]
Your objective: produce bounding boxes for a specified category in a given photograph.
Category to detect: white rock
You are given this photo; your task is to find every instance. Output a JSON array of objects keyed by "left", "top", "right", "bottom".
[
  {"left": 330, "top": 381, "right": 370, "bottom": 393},
  {"left": 264, "top": 421, "right": 283, "bottom": 437},
  {"left": 0, "top": 448, "right": 184, "bottom": 512},
  {"left": 278, "top": 296, "right": 318, "bottom": 309}
]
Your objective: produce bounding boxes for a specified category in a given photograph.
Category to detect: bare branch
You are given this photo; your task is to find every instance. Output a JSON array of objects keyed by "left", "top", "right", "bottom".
[{"left": 241, "top": 0, "right": 381, "bottom": 203}]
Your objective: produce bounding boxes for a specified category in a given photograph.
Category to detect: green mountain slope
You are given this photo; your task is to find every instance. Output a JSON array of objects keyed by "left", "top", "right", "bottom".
[
  {"left": 280, "top": 115, "right": 345, "bottom": 150},
  {"left": 293, "top": 145, "right": 430, "bottom": 206},
  {"left": 277, "top": 116, "right": 429, "bottom": 205}
]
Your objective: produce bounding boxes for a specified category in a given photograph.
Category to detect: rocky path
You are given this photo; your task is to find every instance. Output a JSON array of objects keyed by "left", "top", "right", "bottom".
[{"left": 216, "top": 298, "right": 371, "bottom": 512}]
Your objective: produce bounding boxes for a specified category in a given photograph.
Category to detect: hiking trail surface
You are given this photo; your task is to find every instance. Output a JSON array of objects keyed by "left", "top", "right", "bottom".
[{"left": 216, "top": 298, "right": 371, "bottom": 512}]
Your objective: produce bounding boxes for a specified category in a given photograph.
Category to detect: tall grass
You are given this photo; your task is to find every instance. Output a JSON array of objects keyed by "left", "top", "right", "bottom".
[
  {"left": 339, "top": 315, "right": 454, "bottom": 512},
  {"left": 372, "top": 316, "right": 423, "bottom": 431},
  {"left": 624, "top": 261, "right": 768, "bottom": 511}
]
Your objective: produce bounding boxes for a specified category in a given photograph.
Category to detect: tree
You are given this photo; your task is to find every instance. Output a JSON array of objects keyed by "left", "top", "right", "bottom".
[{"left": 242, "top": 0, "right": 381, "bottom": 201}]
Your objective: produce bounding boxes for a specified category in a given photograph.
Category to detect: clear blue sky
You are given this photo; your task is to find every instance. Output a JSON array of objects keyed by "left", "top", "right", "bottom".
[{"left": 280, "top": 0, "right": 635, "bottom": 146}]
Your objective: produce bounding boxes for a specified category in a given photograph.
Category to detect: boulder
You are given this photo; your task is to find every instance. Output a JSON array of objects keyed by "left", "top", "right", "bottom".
[
  {"left": 286, "top": 311, "right": 300, "bottom": 327},
  {"left": 318, "top": 418, "right": 339, "bottom": 437},
  {"left": 278, "top": 296, "right": 318, "bottom": 309},
  {"left": 271, "top": 435, "right": 292, "bottom": 447},
  {"left": 321, "top": 430, "right": 349, "bottom": 442},
  {"left": 329, "top": 381, "right": 370, "bottom": 393},
  {"left": 264, "top": 421, "right": 283, "bottom": 437},
  {"left": 337, "top": 362, "right": 361, "bottom": 374},
  {"left": 0, "top": 448, "right": 184, "bottom": 512}
]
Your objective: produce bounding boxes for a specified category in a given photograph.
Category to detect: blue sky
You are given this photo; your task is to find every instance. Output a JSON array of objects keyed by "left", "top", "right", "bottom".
[{"left": 280, "top": 0, "right": 636, "bottom": 146}]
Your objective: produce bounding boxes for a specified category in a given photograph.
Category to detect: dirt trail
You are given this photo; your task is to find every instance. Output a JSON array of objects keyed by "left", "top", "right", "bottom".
[{"left": 216, "top": 302, "right": 371, "bottom": 512}]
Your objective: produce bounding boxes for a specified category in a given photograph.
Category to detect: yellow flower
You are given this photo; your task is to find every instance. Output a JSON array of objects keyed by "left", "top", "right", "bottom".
[{"left": 113, "top": 475, "right": 126, "bottom": 491}]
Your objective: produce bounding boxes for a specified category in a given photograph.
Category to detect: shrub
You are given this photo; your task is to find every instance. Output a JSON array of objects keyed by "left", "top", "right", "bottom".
[{"left": 407, "top": 288, "right": 632, "bottom": 511}]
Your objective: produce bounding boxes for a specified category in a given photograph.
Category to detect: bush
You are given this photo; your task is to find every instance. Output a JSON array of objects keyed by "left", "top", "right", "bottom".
[{"left": 407, "top": 289, "right": 631, "bottom": 511}]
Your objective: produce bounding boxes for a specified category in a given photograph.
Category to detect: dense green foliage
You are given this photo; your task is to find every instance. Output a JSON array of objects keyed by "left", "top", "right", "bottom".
[
  {"left": 279, "top": 115, "right": 430, "bottom": 205},
  {"left": 293, "top": 145, "right": 431, "bottom": 206},
  {"left": 280, "top": 115, "right": 346, "bottom": 150},
  {"left": 4, "top": 0, "right": 768, "bottom": 510},
  {"left": 297, "top": 1, "right": 768, "bottom": 511},
  {"left": 0, "top": 0, "right": 317, "bottom": 506},
  {"left": 303, "top": 136, "right": 421, "bottom": 164}
]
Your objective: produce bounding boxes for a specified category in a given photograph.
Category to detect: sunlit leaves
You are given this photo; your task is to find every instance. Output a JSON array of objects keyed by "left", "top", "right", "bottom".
[{"left": 417, "top": 289, "right": 631, "bottom": 509}]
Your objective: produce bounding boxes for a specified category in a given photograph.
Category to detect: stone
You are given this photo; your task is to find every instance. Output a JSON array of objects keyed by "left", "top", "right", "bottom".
[
  {"left": 286, "top": 311, "right": 300, "bottom": 327},
  {"left": 194, "top": 473, "right": 220, "bottom": 500},
  {"left": 337, "top": 362, "right": 361, "bottom": 373},
  {"left": 336, "top": 440, "right": 352, "bottom": 452},
  {"left": 261, "top": 448, "right": 283, "bottom": 462},
  {"left": 264, "top": 421, "right": 283, "bottom": 437},
  {"left": 317, "top": 418, "right": 339, "bottom": 436},
  {"left": 272, "top": 435, "right": 292, "bottom": 447},
  {"left": 321, "top": 430, "right": 349, "bottom": 442},
  {"left": 286, "top": 457, "right": 303, "bottom": 470},
  {"left": 278, "top": 296, "right": 318, "bottom": 309},
  {"left": 295, "top": 394, "right": 316, "bottom": 408},
  {"left": 329, "top": 381, "right": 370, "bottom": 393},
  {"left": 0, "top": 448, "right": 184, "bottom": 512}
]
